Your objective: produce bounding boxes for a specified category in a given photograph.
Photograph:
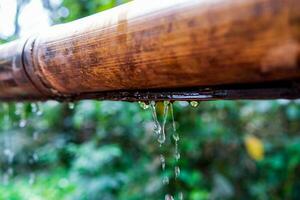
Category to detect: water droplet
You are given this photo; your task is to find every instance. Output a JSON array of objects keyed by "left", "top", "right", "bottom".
[
  {"left": 163, "top": 176, "right": 169, "bottom": 185},
  {"left": 150, "top": 101, "right": 161, "bottom": 136},
  {"left": 170, "top": 103, "right": 176, "bottom": 131},
  {"left": 175, "top": 151, "right": 181, "bottom": 161},
  {"left": 171, "top": 103, "right": 180, "bottom": 162},
  {"left": 160, "top": 154, "right": 166, "bottom": 171},
  {"left": 165, "top": 194, "right": 174, "bottom": 200},
  {"left": 138, "top": 101, "right": 149, "bottom": 110},
  {"left": 175, "top": 166, "right": 180, "bottom": 179},
  {"left": 190, "top": 101, "right": 199, "bottom": 107},
  {"left": 68, "top": 102, "right": 75, "bottom": 109}
]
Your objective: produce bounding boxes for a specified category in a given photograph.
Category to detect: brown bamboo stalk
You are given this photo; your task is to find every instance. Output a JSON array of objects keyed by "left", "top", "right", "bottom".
[{"left": 1, "top": 0, "right": 300, "bottom": 101}]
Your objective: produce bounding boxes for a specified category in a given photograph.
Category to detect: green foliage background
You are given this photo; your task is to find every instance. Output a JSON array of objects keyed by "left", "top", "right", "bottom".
[{"left": 1, "top": 1, "right": 300, "bottom": 200}]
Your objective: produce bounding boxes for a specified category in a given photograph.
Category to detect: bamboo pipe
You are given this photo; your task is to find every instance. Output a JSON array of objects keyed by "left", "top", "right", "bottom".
[{"left": 1, "top": 0, "right": 300, "bottom": 101}]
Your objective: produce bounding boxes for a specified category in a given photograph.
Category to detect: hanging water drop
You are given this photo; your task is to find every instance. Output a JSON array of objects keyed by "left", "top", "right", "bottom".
[
  {"left": 158, "top": 101, "right": 169, "bottom": 145},
  {"left": 170, "top": 104, "right": 179, "bottom": 142},
  {"left": 190, "top": 101, "right": 199, "bottom": 107},
  {"left": 160, "top": 154, "right": 166, "bottom": 171},
  {"left": 170, "top": 103, "right": 181, "bottom": 162},
  {"left": 165, "top": 194, "right": 174, "bottom": 200},
  {"left": 68, "top": 102, "right": 75, "bottom": 110},
  {"left": 170, "top": 103, "right": 176, "bottom": 132},
  {"left": 150, "top": 101, "right": 161, "bottom": 136},
  {"left": 138, "top": 101, "right": 149, "bottom": 110}
]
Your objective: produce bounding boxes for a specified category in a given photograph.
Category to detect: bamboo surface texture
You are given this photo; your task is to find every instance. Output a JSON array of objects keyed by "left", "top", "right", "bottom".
[{"left": 0, "top": 0, "right": 300, "bottom": 101}]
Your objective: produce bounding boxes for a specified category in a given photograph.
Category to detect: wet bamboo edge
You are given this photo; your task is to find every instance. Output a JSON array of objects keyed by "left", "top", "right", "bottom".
[{"left": 0, "top": 0, "right": 300, "bottom": 101}]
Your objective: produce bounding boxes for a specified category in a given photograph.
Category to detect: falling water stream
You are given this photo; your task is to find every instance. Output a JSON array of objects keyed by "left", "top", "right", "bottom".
[{"left": 146, "top": 101, "right": 185, "bottom": 200}]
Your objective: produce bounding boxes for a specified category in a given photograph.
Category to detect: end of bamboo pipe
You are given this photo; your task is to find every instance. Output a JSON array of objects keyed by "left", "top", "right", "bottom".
[{"left": 0, "top": 39, "right": 44, "bottom": 101}]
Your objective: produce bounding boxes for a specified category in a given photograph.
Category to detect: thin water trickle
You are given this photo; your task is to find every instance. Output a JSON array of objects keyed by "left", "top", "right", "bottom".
[
  {"left": 170, "top": 103, "right": 180, "bottom": 161},
  {"left": 149, "top": 101, "right": 171, "bottom": 190},
  {"left": 158, "top": 101, "right": 169, "bottom": 145},
  {"left": 170, "top": 103, "right": 176, "bottom": 132},
  {"left": 148, "top": 101, "right": 184, "bottom": 199},
  {"left": 150, "top": 101, "right": 161, "bottom": 136},
  {"left": 175, "top": 166, "right": 180, "bottom": 179}
]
